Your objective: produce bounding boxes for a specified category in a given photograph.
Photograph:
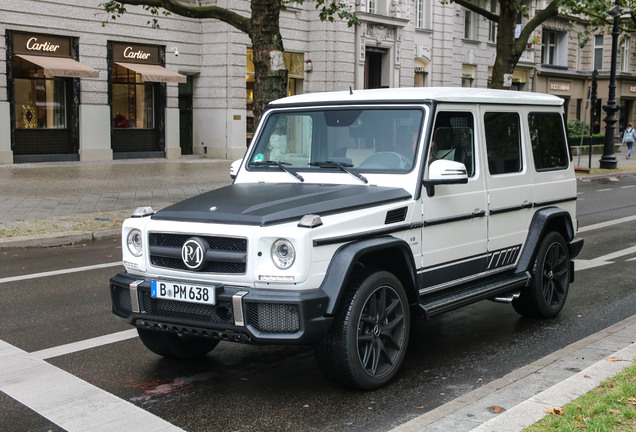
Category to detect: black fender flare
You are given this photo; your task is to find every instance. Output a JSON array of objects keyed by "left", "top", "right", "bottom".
[
  {"left": 516, "top": 207, "right": 579, "bottom": 273},
  {"left": 318, "top": 236, "right": 418, "bottom": 315}
]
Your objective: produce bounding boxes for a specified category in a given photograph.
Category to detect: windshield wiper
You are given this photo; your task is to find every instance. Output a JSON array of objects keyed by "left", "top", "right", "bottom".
[
  {"left": 309, "top": 161, "right": 368, "bottom": 184},
  {"left": 251, "top": 161, "right": 304, "bottom": 182}
]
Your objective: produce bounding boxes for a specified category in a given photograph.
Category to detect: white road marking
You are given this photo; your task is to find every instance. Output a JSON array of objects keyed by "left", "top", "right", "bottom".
[
  {"left": 578, "top": 214, "right": 636, "bottom": 233},
  {"left": 0, "top": 262, "right": 122, "bottom": 285},
  {"left": 597, "top": 188, "right": 612, "bottom": 192},
  {"left": 0, "top": 339, "right": 184, "bottom": 432},
  {"left": 31, "top": 329, "right": 138, "bottom": 360},
  {"left": 574, "top": 245, "right": 636, "bottom": 271}
]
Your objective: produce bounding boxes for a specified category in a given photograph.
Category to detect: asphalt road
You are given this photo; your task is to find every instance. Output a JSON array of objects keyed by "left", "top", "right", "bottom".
[{"left": 0, "top": 174, "right": 635, "bottom": 432}]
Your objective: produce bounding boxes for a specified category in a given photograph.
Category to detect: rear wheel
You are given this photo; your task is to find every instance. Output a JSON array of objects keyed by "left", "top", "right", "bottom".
[
  {"left": 513, "top": 232, "right": 570, "bottom": 318},
  {"left": 137, "top": 328, "right": 219, "bottom": 360},
  {"left": 315, "top": 271, "right": 410, "bottom": 390}
]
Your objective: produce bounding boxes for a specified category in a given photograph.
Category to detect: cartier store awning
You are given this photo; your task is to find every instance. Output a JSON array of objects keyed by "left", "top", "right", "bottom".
[
  {"left": 114, "top": 61, "right": 186, "bottom": 83},
  {"left": 14, "top": 53, "right": 99, "bottom": 78}
]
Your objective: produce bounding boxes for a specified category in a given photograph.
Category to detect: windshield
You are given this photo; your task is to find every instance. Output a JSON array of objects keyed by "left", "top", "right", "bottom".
[{"left": 247, "top": 107, "right": 424, "bottom": 172}]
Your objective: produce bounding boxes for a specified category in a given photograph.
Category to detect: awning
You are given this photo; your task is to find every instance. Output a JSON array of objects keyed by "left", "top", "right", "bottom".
[
  {"left": 115, "top": 62, "right": 186, "bottom": 83},
  {"left": 15, "top": 54, "right": 99, "bottom": 78}
]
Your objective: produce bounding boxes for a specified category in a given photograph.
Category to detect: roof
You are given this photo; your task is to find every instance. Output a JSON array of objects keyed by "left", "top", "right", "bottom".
[{"left": 268, "top": 87, "right": 564, "bottom": 107}]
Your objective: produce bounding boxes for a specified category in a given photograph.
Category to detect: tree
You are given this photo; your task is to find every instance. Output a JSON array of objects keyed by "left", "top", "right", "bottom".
[{"left": 101, "top": 0, "right": 357, "bottom": 122}]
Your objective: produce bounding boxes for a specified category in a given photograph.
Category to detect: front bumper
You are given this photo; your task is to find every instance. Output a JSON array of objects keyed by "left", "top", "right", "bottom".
[{"left": 110, "top": 272, "right": 333, "bottom": 345}]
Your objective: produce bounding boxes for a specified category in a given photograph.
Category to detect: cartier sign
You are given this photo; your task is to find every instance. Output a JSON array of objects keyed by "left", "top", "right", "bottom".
[
  {"left": 13, "top": 32, "right": 71, "bottom": 57},
  {"left": 112, "top": 42, "right": 160, "bottom": 65}
]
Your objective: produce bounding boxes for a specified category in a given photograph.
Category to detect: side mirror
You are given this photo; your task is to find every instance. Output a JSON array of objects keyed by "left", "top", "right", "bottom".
[
  {"left": 230, "top": 159, "right": 242, "bottom": 180},
  {"left": 422, "top": 159, "right": 468, "bottom": 197}
]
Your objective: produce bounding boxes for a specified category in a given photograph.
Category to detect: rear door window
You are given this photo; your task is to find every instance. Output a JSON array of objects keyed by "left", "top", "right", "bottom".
[{"left": 528, "top": 112, "right": 569, "bottom": 171}]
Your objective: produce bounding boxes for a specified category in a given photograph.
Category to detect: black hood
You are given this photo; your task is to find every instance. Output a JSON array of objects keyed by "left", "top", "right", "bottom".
[{"left": 151, "top": 183, "right": 411, "bottom": 226}]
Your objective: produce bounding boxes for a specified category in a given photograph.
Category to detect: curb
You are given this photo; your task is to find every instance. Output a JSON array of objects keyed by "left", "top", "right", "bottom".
[
  {"left": 390, "top": 314, "right": 636, "bottom": 432},
  {"left": 0, "top": 229, "right": 120, "bottom": 249}
]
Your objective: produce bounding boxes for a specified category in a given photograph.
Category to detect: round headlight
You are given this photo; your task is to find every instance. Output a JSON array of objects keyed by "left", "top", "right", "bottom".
[
  {"left": 127, "top": 229, "right": 143, "bottom": 257},
  {"left": 271, "top": 238, "right": 295, "bottom": 269}
]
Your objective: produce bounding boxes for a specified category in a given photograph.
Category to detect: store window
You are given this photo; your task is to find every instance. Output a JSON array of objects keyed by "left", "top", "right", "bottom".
[
  {"left": 111, "top": 63, "right": 155, "bottom": 129},
  {"left": 414, "top": 58, "right": 428, "bottom": 87},
  {"left": 109, "top": 42, "right": 185, "bottom": 156},
  {"left": 462, "top": 64, "right": 475, "bottom": 87},
  {"left": 9, "top": 32, "right": 99, "bottom": 161},
  {"left": 13, "top": 57, "right": 67, "bottom": 129}
]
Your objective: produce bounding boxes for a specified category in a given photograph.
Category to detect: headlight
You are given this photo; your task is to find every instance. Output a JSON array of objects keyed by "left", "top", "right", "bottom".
[
  {"left": 271, "top": 238, "right": 295, "bottom": 269},
  {"left": 127, "top": 229, "right": 143, "bottom": 257}
]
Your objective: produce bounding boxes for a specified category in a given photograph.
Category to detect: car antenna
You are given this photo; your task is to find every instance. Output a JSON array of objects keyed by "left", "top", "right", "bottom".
[{"left": 349, "top": 86, "right": 353, "bottom": 95}]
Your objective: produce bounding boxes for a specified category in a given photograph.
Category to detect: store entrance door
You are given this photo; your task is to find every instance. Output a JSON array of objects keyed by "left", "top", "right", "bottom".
[{"left": 179, "top": 75, "right": 193, "bottom": 155}]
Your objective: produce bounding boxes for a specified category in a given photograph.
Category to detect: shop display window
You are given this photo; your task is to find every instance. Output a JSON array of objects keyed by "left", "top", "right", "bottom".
[
  {"left": 13, "top": 56, "right": 67, "bottom": 129},
  {"left": 111, "top": 63, "right": 155, "bottom": 129}
]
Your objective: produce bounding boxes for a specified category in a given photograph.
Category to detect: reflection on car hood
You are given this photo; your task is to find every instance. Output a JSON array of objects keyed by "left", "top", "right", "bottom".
[{"left": 151, "top": 183, "right": 411, "bottom": 226}]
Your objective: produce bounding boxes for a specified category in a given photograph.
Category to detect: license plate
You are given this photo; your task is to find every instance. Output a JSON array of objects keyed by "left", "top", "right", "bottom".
[{"left": 151, "top": 280, "right": 216, "bottom": 305}]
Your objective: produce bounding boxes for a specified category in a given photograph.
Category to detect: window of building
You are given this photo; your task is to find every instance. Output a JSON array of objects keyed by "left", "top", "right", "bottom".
[
  {"left": 367, "top": 0, "right": 377, "bottom": 14},
  {"left": 414, "top": 58, "right": 428, "bottom": 87},
  {"left": 484, "top": 112, "right": 522, "bottom": 175},
  {"left": 488, "top": 0, "right": 497, "bottom": 43},
  {"left": 111, "top": 63, "right": 155, "bottom": 129},
  {"left": 13, "top": 56, "right": 67, "bottom": 129},
  {"left": 461, "top": 64, "right": 475, "bottom": 88},
  {"left": 541, "top": 29, "right": 567, "bottom": 67},
  {"left": 415, "top": 0, "right": 430, "bottom": 29},
  {"left": 594, "top": 34, "right": 603, "bottom": 70},
  {"left": 620, "top": 37, "right": 630, "bottom": 72},
  {"left": 464, "top": 9, "right": 475, "bottom": 40},
  {"left": 528, "top": 112, "right": 568, "bottom": 171}
]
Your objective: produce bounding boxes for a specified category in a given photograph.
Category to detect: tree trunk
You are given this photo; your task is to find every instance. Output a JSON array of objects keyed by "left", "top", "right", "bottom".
[
  {"left": 250, "top": 0, "right": 288, "bottom": 125},
  {"left": 489, "top": 0, "right": 521, "bottom": 89}
]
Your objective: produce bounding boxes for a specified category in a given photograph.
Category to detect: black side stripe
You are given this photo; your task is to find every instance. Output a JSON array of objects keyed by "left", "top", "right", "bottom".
[
  {"left": 489, "top": 196, "right": 577, "bottom": 215},
  {"left": 313, "top": 223, "right": 422, "bottom": 247},
  {"left": 423, "top": 210, "right": 486, "bottom": 227}
]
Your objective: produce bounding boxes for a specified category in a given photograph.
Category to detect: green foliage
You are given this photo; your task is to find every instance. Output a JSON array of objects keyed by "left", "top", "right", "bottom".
[{"left": 567, "top": 119, "right": 590, "bottom": 136}]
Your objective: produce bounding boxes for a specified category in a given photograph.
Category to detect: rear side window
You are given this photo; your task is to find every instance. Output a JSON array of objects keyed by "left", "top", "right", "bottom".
[
  {"left": 528, "top": 112, "right": 569, "bottom": 171},
  {"left": 484, "top": 112, "right": 522, "bottom": 175}
]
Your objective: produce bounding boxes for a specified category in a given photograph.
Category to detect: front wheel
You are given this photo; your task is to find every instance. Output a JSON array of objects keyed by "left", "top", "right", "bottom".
[
  {"left": 137, "top": 328, "right": 219, "bottom": 360},
  {"left": 315, "top": 271, "right": 411, "bottom": 390},
  {"left": 513, "top": 232, "right": 570, "bottom": 318}
]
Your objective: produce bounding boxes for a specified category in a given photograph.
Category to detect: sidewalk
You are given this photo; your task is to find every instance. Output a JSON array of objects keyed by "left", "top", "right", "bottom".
[
  {"left": 0, "top": 154, "right": 635, "bottom": 432},
  {"left": 0, "top": 157, "right": 234, "bottom": 248}
]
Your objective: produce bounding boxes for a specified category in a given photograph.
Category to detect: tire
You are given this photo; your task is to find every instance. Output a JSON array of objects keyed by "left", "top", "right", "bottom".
[
  {"left": 513, "top": 232, "right": 570, "bottom": 318},
  {"left": 315, "top": 271, "right": 410, "bottom": 390},
  {"left": 137, "top": 328, "right": 219, "bottom": 360}
]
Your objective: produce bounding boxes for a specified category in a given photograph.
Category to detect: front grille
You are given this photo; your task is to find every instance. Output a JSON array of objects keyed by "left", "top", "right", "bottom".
[
  {"left": 142, "top": 292, "right": 234, "bottom": 325},
  {"left": 111, "top": 285, "right": 132, "bottom": 313},
  {"left": 148, "top": 233, "right": 247, "bottom": 274},
  {"left": 247, "top": 303, "right": 300, "bottom": 334}
]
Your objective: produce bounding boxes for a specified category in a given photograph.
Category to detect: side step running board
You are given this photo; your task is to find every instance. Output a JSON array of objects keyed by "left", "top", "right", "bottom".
[{"left": 419, "top": 271, "right": 530, "bottom": 318}]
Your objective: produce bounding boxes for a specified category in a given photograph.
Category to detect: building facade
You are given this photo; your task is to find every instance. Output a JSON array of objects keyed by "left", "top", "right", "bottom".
[{"left": 1, "top": 0, "right": 635, "bottom": 165}]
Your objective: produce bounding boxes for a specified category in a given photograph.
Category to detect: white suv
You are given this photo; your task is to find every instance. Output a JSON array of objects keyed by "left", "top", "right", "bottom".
[{"left": 110, "top": 88, "right": 583, "bottom": 390}]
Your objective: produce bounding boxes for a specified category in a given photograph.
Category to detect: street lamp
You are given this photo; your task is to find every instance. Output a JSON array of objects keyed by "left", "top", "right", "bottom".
[{"left": 599, "top": 1, "right": 622, "bottom": 169}]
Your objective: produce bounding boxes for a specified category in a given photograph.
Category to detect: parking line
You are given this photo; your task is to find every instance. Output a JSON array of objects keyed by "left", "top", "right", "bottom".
[
  {"left": 0, "top": 339, "right": 184, "bottom": 432},
  {"left": 0, "top": 262, "right": 122, "bottom": 285},
  {"left": 30, "top": 329, "right": 138, "bottom": 360},
  {"left": 578, "top": 214, "right": 636, "bottom": 233}
]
